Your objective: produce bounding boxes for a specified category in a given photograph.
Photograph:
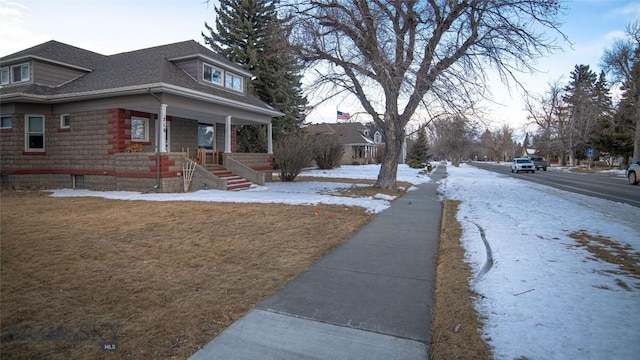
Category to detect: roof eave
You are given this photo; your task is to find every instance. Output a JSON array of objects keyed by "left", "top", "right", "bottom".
[
  {"left": 1, "top": 55, "right": 94, "bottom": 72},
  {"left": 0, "top": 83, "right": 284, "bottom": 117},
  {"left": 168, "top": 54, "right": 253, "bottom": 78}
]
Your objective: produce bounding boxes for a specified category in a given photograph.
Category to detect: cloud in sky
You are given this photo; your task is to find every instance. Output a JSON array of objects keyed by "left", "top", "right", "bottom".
[{"left": 614, "top": 1, "right": 640, "bottom": 16}]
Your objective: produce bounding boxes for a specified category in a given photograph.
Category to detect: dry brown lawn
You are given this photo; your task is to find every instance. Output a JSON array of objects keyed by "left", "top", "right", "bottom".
[
  {"left": 0, "top": 188, "right": 374, "bottom": 359},
  {"left": 429, "top": 200, "right": 491, "bottom": 359},
  {"left": 0, "top": 183, "right": 489, "bottom": 359}
]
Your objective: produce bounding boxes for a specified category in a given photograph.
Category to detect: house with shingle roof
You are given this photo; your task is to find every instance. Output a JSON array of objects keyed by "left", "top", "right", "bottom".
[
  {"left": 306, "top": 122, "right": 381, "bottom": 165},
  {"left": 0, "top": 40, "right": 283, "bottom": 192}
]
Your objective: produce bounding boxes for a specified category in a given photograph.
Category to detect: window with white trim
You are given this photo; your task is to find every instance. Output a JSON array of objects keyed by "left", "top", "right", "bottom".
[
  {"left": 225, "top": 72, "right": 243, "bottom": 91},
  {"left": 198, "top": 124, "right": 214, "bottom": 149},
  {"left": 26, "top": 115, "right": 45, "bottom": 151},
  {"left": 60, "top": 114, "right": 70, "bottom": 128},
  {"left": 11, "top": 63, "right": 30, "bottom": 83},
  {"left": 374, "top": 131, "right": 382, "bottom": 143},
  {"left": 130, "top": 117, "right": 149, "bottom": 142},
  {"left": 1, "top": 116, "right": 12, "bottom": 129},
  {"left": 0, "top": 68, "right": 8, "bottom": 85},
  {"left": 203, "top": 63, "right": 222, "bottom": 85}
]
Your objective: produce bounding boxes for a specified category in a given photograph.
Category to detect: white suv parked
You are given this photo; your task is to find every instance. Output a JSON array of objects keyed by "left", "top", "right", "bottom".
[{"left": 511, "top": 158, "right": 535, "bottom": 173}]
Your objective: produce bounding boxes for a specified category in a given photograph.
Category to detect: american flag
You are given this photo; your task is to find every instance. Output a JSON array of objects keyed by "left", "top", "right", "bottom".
[{"left": 337, "top": 110, "right": 350, "bottom": 121}]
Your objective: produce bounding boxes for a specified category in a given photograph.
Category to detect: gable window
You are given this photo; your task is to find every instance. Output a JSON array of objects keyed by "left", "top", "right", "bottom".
[
  {"left": 60, "top": 114, "right": 70, "bottom": 128},
  {"left": 374, "top": 131, "right": 382, "bottom": 143},
  {"left": 0, "top": 68, "right": 8, "bottom": 85},
  {"left": 12, "top": 63, "right": 30, "bottom": 83},
  {"left": 203, "top": 64, "right": 222, "bottom": 85},
  {"left": 225, "top": 72, "right": 243, "bottom": 91},
  {"left": 26, "top": 115, "right": 45, "bottom": 151},
  {"left": 130, "top": 117, "right": 149, "bottom": 142},
  {"left": 1, "top": 116, "right": 12, "bottom": 129}
]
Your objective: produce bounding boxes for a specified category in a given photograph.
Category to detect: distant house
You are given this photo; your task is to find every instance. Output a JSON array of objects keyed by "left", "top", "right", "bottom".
[
  {"left": 0, "top": 40, "right": 283, "bottom": 192},
  {"left": 306, "top": 122, "right": 381, "bottom": 165},
  {"left": 362, "top": 121, "right": 408, "bottom": 164}
]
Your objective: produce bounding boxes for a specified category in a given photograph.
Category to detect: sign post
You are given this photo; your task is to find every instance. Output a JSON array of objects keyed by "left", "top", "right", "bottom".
[{"left": 587, "top": 147, "right": 594, "bottom": 170}]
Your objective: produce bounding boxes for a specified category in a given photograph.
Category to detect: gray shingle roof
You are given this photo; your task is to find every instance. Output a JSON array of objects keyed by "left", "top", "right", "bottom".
[
  {"left": 1, "top": 40, "right": 106, "bottom": 69},
  {"left": 1, "top": 40, "right": 276, "bottom": 113},
  {"left": 306, "top": 122, "right": 376, "bottom": 145}
]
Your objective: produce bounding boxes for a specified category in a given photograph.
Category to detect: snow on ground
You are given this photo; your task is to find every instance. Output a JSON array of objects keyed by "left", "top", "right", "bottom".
[
  {"left": 48, "top": 164, "right": 431, "bottom": 214},
  {"left": 299, "top": 163, "right": 431, "bottom": 185},
  {"left": 46, "top": 162, "right": 640, "bottom": 358},
  {"left": 440, "top": 163, "right": 640, "bottom": 360}
]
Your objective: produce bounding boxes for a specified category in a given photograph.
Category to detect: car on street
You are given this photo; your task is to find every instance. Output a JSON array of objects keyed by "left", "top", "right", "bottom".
[
  {"left": 626, "top": 161, "right": 640, "bottom": 185},
  {"left": 511, "top": 158, "right": 535, "bottom": 173},
  {"left": 529, "top": 157, "right": 547, "bottom": 171}
]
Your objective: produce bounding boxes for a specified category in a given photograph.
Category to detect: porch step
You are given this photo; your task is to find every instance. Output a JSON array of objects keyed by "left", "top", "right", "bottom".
[{"left": 208, "top": 167, "right": 252, "bottom": 191}]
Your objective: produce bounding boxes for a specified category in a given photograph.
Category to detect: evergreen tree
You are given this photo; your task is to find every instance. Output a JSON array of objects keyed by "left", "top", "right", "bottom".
[
  {"left": 563, "top": 65, "right": 611, "bottom": 165},
  {"left": 591, "top": 74, "right": 635, "bottom": 164},
  {"left": 203, "top": 0, "right": 307, "bottom": 151},
  {"left": 406, "top": 127, "right": 429, "bottom": 168}
]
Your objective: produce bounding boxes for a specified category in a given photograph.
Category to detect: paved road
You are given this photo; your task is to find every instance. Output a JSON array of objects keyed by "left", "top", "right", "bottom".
[{"left": 470, "top": 162, "right": 640, "bottom": 208}]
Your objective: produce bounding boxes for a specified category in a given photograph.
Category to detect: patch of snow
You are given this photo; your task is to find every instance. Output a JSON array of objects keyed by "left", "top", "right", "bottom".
[
  {"left": 440, "top": 163, "right": 640, "bottom": 360},
  {"left": 47, "top": 164, "right": 430, "bottom": 214},
  {"left": 300, "top": 164, "right": 432, "bottom": 185}
]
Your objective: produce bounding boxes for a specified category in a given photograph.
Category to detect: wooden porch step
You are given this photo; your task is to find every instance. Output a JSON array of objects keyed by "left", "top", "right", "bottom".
[{"left": 208, "top": 167, "right": 252, "bottom": 191}]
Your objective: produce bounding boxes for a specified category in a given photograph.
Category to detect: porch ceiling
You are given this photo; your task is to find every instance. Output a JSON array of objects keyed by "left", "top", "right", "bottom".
[{"left": 127, "top": 96, "right": 274, "bottom": 126}]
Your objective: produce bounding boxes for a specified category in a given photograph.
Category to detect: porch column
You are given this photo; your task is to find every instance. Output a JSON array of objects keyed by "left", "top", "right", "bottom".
[
  {"left": 159, "top": 103, "right": 167, "bottom": 152},
  {"left": 267, "top": 123, "right": 273, "bottom": 154},
  {"left": 225, "top": 115, "right": 232, "bottom": 153}
]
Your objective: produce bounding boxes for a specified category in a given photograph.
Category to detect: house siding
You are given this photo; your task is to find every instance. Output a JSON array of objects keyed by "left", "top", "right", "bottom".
[
  {"left": 174, "top": 59, "right": 198, "bottom": 80},
  {"left": 33, "top": 59, "right": 86, "bottom": 86},
  {"left": 169, "top": 117, "right": 197, "bottom": 152}
]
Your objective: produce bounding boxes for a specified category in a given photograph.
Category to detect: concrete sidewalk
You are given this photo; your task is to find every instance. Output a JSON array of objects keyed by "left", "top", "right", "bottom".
[{"left": 190, "top": 166, "right": 446, "bottom": 360}]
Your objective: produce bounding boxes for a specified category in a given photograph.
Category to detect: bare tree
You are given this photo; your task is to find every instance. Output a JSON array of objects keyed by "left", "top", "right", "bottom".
[
  {"left": 477, "top": 124, "right": 515, "bottom": 162},
  {"left": 429, "top": 115, "right": 477, "bottom": 166},
  {"left": 525, "top": 80, "right": 565, "bottom": 163},
  {"left": 288, "top": 0, "right": 564, "bottom": 190},
  {"left": 602, "top": 20, "right": 640, "bottom": 163}
]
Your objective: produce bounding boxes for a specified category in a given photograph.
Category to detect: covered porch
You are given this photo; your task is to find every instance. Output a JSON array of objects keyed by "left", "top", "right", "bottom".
[{"left": 101, "top": 89, "right": 282, "bottom": 192}]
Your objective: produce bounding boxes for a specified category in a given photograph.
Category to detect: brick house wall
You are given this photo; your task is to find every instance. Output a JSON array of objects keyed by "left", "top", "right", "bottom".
[
  {"left": 114, "top": 152, "right": 184, "bottom": 192},
  {"left": 1, "top": 109, "right": 117, "bottom": 189},
  {"left": 1, "top": 108, "right": 196, "bottom": 192}
]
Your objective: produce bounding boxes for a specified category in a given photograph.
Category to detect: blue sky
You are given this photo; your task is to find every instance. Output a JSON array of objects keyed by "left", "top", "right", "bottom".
[{"left": 1, "top": 0, "right": 638, "bottom": 131}]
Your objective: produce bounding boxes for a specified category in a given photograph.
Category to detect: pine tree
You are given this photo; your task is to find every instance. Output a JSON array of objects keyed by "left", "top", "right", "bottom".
[
  {"left": 406, "top": 127, "right": 429, "bottom": 168},
  {"left": 563, "top": 65, "right": 611, "bottom": 165},
  {"left": 591, "top": 72, "right": 634, "bottom": 164},
  {"left": 203, "top": 0, "right": 307, "bottom": 152}
]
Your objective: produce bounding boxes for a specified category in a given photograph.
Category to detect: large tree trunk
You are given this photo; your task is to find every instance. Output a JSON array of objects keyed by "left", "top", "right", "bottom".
[{"left": 375, "top": 114, "right": 403, "bottom": 191}]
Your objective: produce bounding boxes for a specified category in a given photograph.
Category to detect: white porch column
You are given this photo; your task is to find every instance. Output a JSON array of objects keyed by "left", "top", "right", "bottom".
[
  {"left": 225, "top": 115, "right": 232, "bottom": 153},
  {"left": 159, "top": 103, "right": 167, "bottom": 153},
  {"left": 267, "top": 123, "right": 273, "bottom": 154}
]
